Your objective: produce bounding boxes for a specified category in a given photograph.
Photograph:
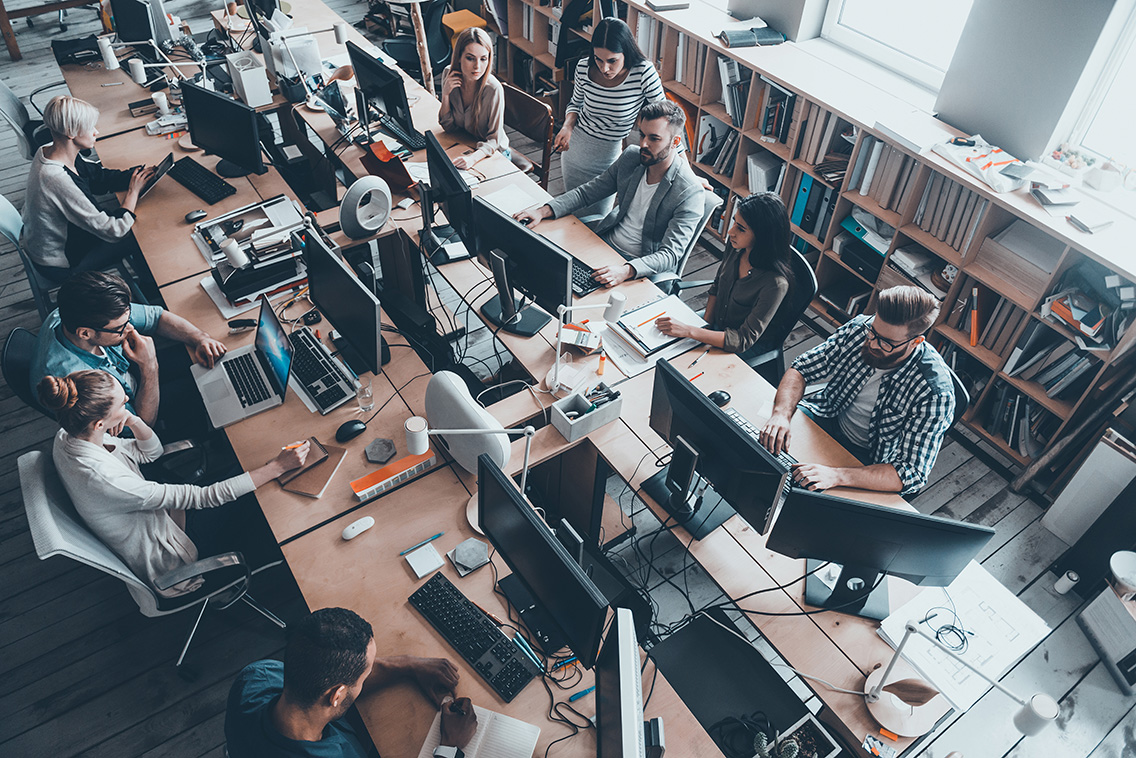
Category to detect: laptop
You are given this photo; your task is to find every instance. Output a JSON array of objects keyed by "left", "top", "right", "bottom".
[
  {"left": 191, "top": 297, "right": 293, "bottom": 429},
  {"left": 138, "top": 152, "right": 175, "bottom": 200}
]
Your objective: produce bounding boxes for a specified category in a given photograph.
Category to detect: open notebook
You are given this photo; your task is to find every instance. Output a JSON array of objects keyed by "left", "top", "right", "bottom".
[{"left": 415, "top": 704, "right": 540, "bottom": 758}]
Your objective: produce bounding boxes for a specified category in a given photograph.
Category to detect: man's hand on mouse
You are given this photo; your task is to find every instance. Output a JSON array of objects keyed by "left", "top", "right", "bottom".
[{"left": 512, "top": 204, "right": 552, "bottom": 229}]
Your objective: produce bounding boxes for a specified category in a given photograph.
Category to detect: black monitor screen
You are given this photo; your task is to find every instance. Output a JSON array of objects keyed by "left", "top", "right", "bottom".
[
  {"left": 302, "top": 229, "right": 384, "bottom": 375},
  {"left": 314, "top": 80, "right": 349, "bottom": 123},
  {"left": 649, "top": 360, "right": 788, "bottom": 527},
  {"left": 254, "top": 295, "right": 292, "bottom": 396},
  {"left": 181, "top": 81, "right": 264, "bottom": 175},
  {"left": 346, "top": 40, "right": 414, "bottom": 132},
  {"left": 425, "top": 131, "right": 475, "bottom": 254},
  {"left": 111, "top": 0, "right": 154, "bottom": 43},
  {"left": 471, "top": 197, "right": 571, "bottom": 317},
  {"left": 478, "top": 454, "right": 609, "bottom": 669},
  {"left": 767, "top": 488, "right": 994, "bottom": 586}
]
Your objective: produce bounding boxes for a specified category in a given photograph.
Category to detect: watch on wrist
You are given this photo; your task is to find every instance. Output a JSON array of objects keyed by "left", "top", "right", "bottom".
[{"left": 433, "top": 747, "right": 463, "bottom": 758}]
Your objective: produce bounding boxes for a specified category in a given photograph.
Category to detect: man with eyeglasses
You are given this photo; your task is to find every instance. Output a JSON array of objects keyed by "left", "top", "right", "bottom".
[
  {"left": 30, "top": 271, "right": 227, "bottom": 426},
  {"left": 759, "top": 286, "right": 955, "bottom": 495}
]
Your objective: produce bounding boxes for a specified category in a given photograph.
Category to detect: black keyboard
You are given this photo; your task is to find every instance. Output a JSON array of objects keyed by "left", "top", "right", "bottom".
[
  {"left": 409, "top": 573, "right": 540, "bottom": 702},
  {"left": 223, "top": 353, "right": 270, "bottom": 407},
  {"left": 571, "top": 258, "right": 601, "bottom": 297},
  {"left": 724, "top": 407, "right": 804, "bottom": 493},
  {"left": 376, "top": 112, "right": 426, "bottom": 151},
  {"left": 168, "top": 156, "right": 237, "bottom": 205},
  {"left": 287, "top": 328, "right": 355, "bottom": 414}
]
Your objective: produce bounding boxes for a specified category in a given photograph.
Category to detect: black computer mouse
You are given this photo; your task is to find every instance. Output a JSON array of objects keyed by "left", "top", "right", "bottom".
[
  {"left": 708, "top": 390, "right": 731, "bottom": 408},
  {"left": 518, "top": 217, "right": 531, "bottom": 226},
  {"left": 185, "top": 209, "right": 208, "bottom": 223},
  {"left": 336, "top": 419, "right": 368, "bottom": 443}
]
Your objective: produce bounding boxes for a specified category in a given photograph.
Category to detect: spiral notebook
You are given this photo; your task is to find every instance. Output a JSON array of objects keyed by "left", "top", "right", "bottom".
[{"left": 415, "top": 705, "right": 540, "bottom": 758}]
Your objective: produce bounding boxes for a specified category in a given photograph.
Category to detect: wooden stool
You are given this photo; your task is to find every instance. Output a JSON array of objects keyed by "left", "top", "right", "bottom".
[{"left": 441, "top": 9, "right": 486, "bottom": 45}]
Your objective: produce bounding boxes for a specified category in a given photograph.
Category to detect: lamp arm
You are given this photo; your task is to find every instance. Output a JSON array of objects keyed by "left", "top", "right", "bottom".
[
  {"left": 427, "top": 426, "right": 535, "bottom": 497},
  {"left": 553, "top": 301, "right": 615, "bottom": 392},
  {"left": 868, "top": 620, "right": 1029, "bottom": 707}
]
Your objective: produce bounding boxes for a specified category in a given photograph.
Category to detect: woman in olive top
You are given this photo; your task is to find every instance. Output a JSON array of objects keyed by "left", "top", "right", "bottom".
[
  {"left": 656, "top": 192, "right": 793, "bottom": 359},
  {"left": 438, "top": 27, "right": 515, "bottom": 170}
]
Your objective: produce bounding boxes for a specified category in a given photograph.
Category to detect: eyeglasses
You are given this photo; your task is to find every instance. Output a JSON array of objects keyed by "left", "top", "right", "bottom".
[
  {"left": 89, "top": 321, "right": 131, "bottom": 336},
  {"left": 865, "top": 317, "right": 918, "bottom": 352}
]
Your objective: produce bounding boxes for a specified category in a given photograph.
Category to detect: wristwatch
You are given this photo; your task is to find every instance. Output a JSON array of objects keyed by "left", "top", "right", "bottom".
[{"left": 433, "top": 747, "right": 464, "bottom": 758}]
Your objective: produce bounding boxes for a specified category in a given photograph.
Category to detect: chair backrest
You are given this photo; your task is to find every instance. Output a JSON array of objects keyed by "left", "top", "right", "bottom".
[
  {"left": 19, "top": 451, "right": 162, "bottom": 615},
  {"left": 945, "top": 364, "right": 969, "bottom": 429},
  {"left": 3, "top": 327, "right": 52, "bottom": 415},
  {"left": 754, "top": 246, "right": 818, "bottom": 353},
  {"left": 424, "top": 0, "right": 453, "bottom": 69},
  {"left": 0, "top": 79, "right": 35, "bottom": 161},
  {"left": 0, "top": 191, "right": 22, "bottom": 246},
  {"left": 676, "top": 190, "right": 724, "bottom": 278},
  {"left": 2, "top": 192, "right": 55, "bottom": 321},
  {"left": 502, "top": 82, "right": 553, "bottom": 188}
]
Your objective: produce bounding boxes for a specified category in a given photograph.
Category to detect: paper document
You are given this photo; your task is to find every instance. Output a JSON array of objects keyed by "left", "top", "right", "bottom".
[
  {"left": 878, "top": 562, "right": 1050, "bottom": 711},
  {"left": 599, "top": 321, "right": 699, "bottom": 378},
  {"left": 480, "top": 184, "right": 550, "bottom": 216},
  {"left": 416, "top": 704, "right": 540, "bottom": 758},
  {"left": 262, "top": 197, "right": 304, "bottom": 229},
  {"left": 612, "top": 294, "right": 707, "bottom": 356}
]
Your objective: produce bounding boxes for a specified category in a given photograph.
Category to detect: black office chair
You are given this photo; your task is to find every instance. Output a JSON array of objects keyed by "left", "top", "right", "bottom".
[
  {"left": 381, "top": 0, "right": 452, "bottom": 87},
  {"left": 946, "top": 364, "right": 969, "bottom": 429},
  {"left": 3, "top": 327, "right": 48, "bottom": 417}
]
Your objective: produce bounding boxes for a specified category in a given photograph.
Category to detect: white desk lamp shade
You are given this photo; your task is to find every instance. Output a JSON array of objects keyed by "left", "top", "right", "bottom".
[
  {"left": 602, "top": 291, "right": 627, "bottom": 322},
  {"left": 340, "top": 177, "right": 391, "bottom": 239},
  {"left": 1013, "top": 693, "right": 1060, "bottom": 736},
  {"left": 99, "top": 37, "right": 120, "bottom": 70},
  {"left": 129, "top": 57, "right": 146, "bottom": 84},
  {"left": 409, "top": 372, "right": 510, "bottom": 473},
  {"left": 405, "top": 416, "right": 428, "bottom": 455},
  {"left": 332, "top": 22, "right": 349, "bottom": 45}
]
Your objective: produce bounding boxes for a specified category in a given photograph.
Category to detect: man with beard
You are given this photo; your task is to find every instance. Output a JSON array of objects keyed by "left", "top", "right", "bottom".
[
  {"left": 759, "top": 286, "right": 955, "bottom": 495},
  {"left": 513, "top": 100, "right": 704, "bottom": 288},
  {"left": 226, "top": 607, "right": 476, "bottom": 758}
]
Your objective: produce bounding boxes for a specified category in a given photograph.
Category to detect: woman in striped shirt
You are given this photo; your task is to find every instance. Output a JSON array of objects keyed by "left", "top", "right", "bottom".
[{"left": 558, "top": 17, "right": 665, "bottom": 217}]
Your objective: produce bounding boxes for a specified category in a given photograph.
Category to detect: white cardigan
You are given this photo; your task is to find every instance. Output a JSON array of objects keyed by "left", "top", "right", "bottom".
[{"left": 52, "top": 428, "right": 256, "bottom": 601}]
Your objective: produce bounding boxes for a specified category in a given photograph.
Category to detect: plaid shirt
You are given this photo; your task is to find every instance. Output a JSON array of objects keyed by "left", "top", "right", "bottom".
[{"left": 792, "top": 315, "right": 955, "bottom": 494}]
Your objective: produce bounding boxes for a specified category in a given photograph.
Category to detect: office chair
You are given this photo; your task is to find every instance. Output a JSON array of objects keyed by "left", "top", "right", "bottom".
[
  {"left": 382, "top": 0, "right": 452, "bottom": 87},
  {"left": 502, "top": 82, "right": 553, "bottom": 188},
  {"left": 649, "top": 190, "right": 724, "bottom": 295},
  {"left": 946, "top": 364, "right": 969, "bottom": 429},
  {"left": 3, "top": 327, "right": 47, "bottom": 414},
  {"left": 0, "top": 195, "right": 56, "bottom": 320},
  {"left": 0, "top": 79, "right": 55, "bottom": 161},
  {"left": 19, "top": 451, "right": 286, "bottom": 674}
]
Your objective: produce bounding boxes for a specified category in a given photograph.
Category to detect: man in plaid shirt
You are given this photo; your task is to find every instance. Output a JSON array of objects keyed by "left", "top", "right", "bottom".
[{"left": 759, "top": 286, "right": 955, "bottom": 495}]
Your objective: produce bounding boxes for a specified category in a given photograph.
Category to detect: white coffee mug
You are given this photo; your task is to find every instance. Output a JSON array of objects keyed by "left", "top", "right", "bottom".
[{"left": 220, "top": 238, "right": 250, "bottom": 269}]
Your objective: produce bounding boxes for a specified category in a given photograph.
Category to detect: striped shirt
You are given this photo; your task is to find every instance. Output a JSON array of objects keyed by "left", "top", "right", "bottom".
[
  {"left": 792, "top": 315, "right": 955, "bottom": 494},
  {"left": 567, "top": 59, "right": 665, "bottom": 141}
]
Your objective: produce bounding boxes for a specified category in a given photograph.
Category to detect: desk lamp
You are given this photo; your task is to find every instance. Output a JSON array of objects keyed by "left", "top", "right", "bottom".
[
  {"left": 276, "top": 23, "right": 349, "bottom": 95},
  {"left": 405, "top": 417, "right": 535, "bottom": 496},
  {"left": 548, "top": 292, "right": 626, "bottom": 393},
  {"left": 865, "top": 618, "right": 1059, "bottom": 737}
]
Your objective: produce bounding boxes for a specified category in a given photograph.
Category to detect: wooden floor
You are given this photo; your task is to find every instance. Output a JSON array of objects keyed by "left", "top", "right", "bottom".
[{"left": 2, "top": 5, "right": 1134, "bottom": 757}]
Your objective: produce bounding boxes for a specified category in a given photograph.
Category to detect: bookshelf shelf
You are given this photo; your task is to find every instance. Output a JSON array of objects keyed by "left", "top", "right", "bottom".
[
  {"left": 794, "top": 160, "right": 839, "bottom": 190},
  {"left": 843, "top": 191, "right": 902, "bottom": 233},
  {"left": 896, "top": 223, "right": 963, "bottom": 268},
  {"left": 810, "top": 297, "right": 850, "bottom": 328},
  {"left": 963, "top": 262, "right": 1039, "bottom": 312},
  {"left": 790, "top": 224, "right": 825, "bottom": 252},
  {"left": 823, "top": 248, "right": 875, "bottom": 287},
  {"left": 702, "top": 101, "right": 732, "bottom": 127},
  {"left": 935, "top": 325, "right": 1004, "bottom": 371},
  {"left": 968, "top": 423, "right": 1033, "bottom": 466},
  {"left": 1000, "top": 374, "right": 1075, "bottom": 420},
  {"left": 664, "top": 79, "right": 700, "bottom": 107}
]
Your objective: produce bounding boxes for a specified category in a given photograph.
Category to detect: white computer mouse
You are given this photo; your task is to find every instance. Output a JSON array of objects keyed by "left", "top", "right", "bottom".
[{"left": 342, "top": 516, "right": 375, "bottom": 541}]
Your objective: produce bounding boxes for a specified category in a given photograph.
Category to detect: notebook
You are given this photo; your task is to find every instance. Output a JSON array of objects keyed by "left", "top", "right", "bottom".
[
  {"left": 415, "top": 705, "right": 540, "bottom": 758},
  {"left": 609, "top": 294, "right": 707, "bottom": 357},
  {"left": 279, "top": 441, "right": 348, "bottom": 498},
  {"left": 277, "top": 437, "right": 329, "bottom": 485}
]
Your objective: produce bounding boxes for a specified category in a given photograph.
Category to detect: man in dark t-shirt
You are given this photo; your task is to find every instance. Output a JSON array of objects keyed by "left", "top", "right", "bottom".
[{"left": 226, "top": 608, "right": 476, "bottom": 758}]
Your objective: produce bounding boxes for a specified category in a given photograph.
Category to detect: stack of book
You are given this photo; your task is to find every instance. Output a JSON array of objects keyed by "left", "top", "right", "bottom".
[
  {"left": 696, "top": 114, "right": 731, "bottom": 170},
  {"left": 746, "top": 150, "right": 784, "bottom": 194},
  {"left": 675, "top": 34, "right": 709, "bottom": 94},
  {"left": 797, "top": 105, "right": 850, "bottom": 166},
  {"left": 789, "top": 173, "right": 838, "bottom": 242},
  {"left": 717, "top": 56, "right": 750, "bottom": 128},
  {"left": 813, "top": 153, "right": 850, "bottom": 185},
  {"left": 817, "top": 278, "right": 871, "bottom": 320},
  {"left": 910, "top": 172, "right": 990, "bottom": 254},
  {"left": 634, "top": 12, "right": 666, "bottom": 67},
  {"left": 985, "top": 380, "right": 1058, "bottom": 457},
  {"left": 849, "top": 139, "right": 920, "bottom": 217},
  {"left": 974, "top": 220, "right": 1065, "bottom": 297},
  {"left": 606, "top": 295, "right": 706, "bottom": 359},
  {"left": 755, "top": 76, "right": 797, "bottom": 144},
  {"left": 881, "top": 245, "right": 949, "bottom": 300},
  {"left": 709, "top": 130, "right": 741, "bottom": 176},
  {"left": 1003, "top": 321, "right": 1097, "bottom": 400},
  {"left": 1044, "top": 288, "right": 1111, "bottom": 343}
]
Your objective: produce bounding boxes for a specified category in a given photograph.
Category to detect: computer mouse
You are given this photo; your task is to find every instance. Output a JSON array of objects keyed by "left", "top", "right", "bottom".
[
  {"left": 185, "top": 209, "right": 208, "bottom": 223},
  {"left": 336, "top": 419, "right": 368, "bottom": 443},
  {"left": 708, "top": 390, "right": 731, "bottom": 408},
  {"left": 341, "top": 516, "right": 375, "bottom": 541},
  {"left": 518, "top": 217, "right": 531, "bottom": 225}
]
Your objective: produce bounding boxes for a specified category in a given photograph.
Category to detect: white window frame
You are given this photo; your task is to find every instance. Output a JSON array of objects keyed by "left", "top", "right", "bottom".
[
  {"left": 820, "top": 0, "right": 956, "bottom": 91},
  {"left": 1065, "top": 3, "right": 1136, "bottom": 164}
]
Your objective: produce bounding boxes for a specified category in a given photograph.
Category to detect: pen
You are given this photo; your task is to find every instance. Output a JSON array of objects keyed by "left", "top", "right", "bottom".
[
  {"left": 568, "top": 685, "right": 596, "bottom": 702},
  {"left": 513, "top": 634, "right": 542, "bottom": 669},
  {"left": 552, "top": 656, "right": 578, "bottom": 670},
  {"left": 471, "top": 601, "right": 504, "bottom": 626},
  {"left": 688, "top": 346, "right": 711, "bottom": 368},
  {"left": 637, "top": 311, "right": 666, "bottom": 328},
  {"left": 281, "top": 441, "right": 306, "bottom": 450},
  {"left": 101, "top": 82, "right": 124, "bottom": 87},
  {"left": 399, "top": 532, "right": 444, "bottom": 556},
  {"left": 691, "top": 371, "right": 704, "bottom": 381}
]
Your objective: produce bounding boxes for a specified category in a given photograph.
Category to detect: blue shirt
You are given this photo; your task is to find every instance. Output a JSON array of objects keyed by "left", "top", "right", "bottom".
[
  {"left": 29, "top": 303, "right": 163, "bottom": 415},
  {"left": 225, "top": 660, "right": 370, "bottom": 758}
]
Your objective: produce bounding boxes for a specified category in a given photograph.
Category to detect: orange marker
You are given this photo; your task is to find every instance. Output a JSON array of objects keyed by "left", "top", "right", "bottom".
[
  {"left": 878, "top": 728, "right": 899, "bottom": 741},
  {"left": 691, "top": 371, "right": 704, "bottom": 381},
  {"left": 597, "top": 351, "right": 606, "bottom": 376},
  {"left": 637, "top": 311, "right": 666, "bottom": 328},
  {"left": 968, "top": 286, "right": 979, "bottom": 347},
  {"left": 315, "top": 329, "right": 321, "bottom": 340}
]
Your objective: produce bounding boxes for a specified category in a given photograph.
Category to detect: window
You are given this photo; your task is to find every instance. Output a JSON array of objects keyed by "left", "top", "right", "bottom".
[
  {"left": 1069, "top": 10, "right": 1136, "bottom": 169},
  {"left": 821, "top": 0, "right": 974, "bottom": 90}
]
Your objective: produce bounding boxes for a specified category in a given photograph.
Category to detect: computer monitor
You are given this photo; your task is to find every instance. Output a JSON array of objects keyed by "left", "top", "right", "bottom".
[
  {"left": 144, "top": 0, "right": 173, "bottom": 43},
  {"left": 596, "top": 607, "right": 646, "bottom": 758},
  {"left": 346, "top": 40, "right": 416, "bottom": 134},
  {"left": 478, "top": 454, "right": 609, "bottom": 669},
  {"left": 301, "top": 227, "right": 384, "bottom": 375},
  {"left": 313, "top": 79, "right": 349, "bottom": 124},
  {"left": 110, "top": 0, "right": 154, "bottom": 43},
  {"left": 181, "top": 81, "right": 266, "bottom": 178},
  {"left": 422, "top": 131, "right": 475, "bottom": 262},
  {"left": 645, "top": 359, "right": 790, "bottom": 540},
  {"left": 471, "top": 196, "right": 572, "bottom": 337},
  {"left": 767, "top": 488, "right": 995, "bottom": 620}
]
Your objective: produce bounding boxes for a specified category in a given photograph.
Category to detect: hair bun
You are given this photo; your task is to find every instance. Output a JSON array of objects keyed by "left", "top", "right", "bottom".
[{"left": 37, "top": 375, "right": 79, "bottom": 411}]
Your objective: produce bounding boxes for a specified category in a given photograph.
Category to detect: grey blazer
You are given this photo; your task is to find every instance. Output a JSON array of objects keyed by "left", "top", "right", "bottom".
[{"left": 547, "top": 146, "right": 704, "bottom": 279}]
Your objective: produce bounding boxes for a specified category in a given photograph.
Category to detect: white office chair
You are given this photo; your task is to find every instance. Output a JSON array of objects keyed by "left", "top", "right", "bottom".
[
  {"left": 19, "top": 451, "right": 286, "bottom": 673},
  {"left": 0, "top": 193, "right": 56, "bottom": 320},
  {"left": 0, "top": 79, "right": 53, "bottom": 161}
]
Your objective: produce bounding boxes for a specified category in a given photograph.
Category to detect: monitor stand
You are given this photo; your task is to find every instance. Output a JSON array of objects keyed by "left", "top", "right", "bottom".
[
  {"left": 497, "top": 573, "right": 566, "bottom": 656},
  {"left": 479, "top": 249, "right": 551, "bottom": 337},
  {"left": 417, "top": 181, "right": 463, "bottom": 264},
  {"left": 216, "top": 159, "right": 267, "bottom": 178},
  {"left": 803, "top": 559, "right": 890, "bottom": 620},
  {"left": 641, "top": 467, "right": 735, "bottom": 540}
]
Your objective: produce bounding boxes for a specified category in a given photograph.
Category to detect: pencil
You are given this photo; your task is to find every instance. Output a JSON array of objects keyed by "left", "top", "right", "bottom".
[
  {"left": 637, "top": 312, "right": 666, "bottom": 328},
  {"left": 282, "top": 441, "right": 306, "bottom": 450},
  {"left": 691, "top": 372, "right": 704, "bottom": 381}
]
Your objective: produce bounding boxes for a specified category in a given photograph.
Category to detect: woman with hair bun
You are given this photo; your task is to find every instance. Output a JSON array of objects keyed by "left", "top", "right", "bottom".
[{"left": 40, "top": 371, "right": 309, "bottom": 600}]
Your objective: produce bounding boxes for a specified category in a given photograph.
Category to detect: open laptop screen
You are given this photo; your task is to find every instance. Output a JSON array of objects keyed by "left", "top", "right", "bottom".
[{"left": 255, "top": 297, "right": 293, "bottom": 395}]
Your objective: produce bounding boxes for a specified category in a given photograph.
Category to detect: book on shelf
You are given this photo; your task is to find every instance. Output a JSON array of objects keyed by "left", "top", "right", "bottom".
[
  {"left": 696, "top": 113, "right": 730, "bottom": 165},
  {"left": 847, "top": 135, "right": 875, "bottom": 190},
  {"left": 818, "top": 277, "right": 872, "bottom": 320},
  {"left": 869, "top": 146, "right": 899, "bottom": 204},
  {"left": 858, "top": 139, "right": 886, "bottom": 196},
  {"left": 813, "top": 153, "right": 849, "bottom": 185},
  {"left": 948, "top": 190, "right": 978, "bottom": 249},
  {"left": 798, "top": 102, "right": 820, "bottom": 161},
  {"left": 1045, "top": 355, "right": 1095, "bottom": 398},
  {"left": 991, "top": 307, "right": 1028, "bottom": 356},
  {"left": 799, "top": 178, "right": 826, "bottom": 235},
  {"left": 746, "top": 149, "right": 782, "bottom": 193},
  {"left": 960, "top": 198, "right": 989, "bottom": 254},
  {"left": 790, "top": 172, "right": 812, "bottom": 228},
  {"left": 815, "top": 186, "right": 839, "bottom": 244},
  {"left": 885, "top": 155, "right": 916, "bottom": 212},
  {"left": 717, "top": 26, "right": 785, "bottom": 47},
  {"left": 1067, "top": 205, "right": 1114, "bottom": 234},
  {"left": 935, "top": 180, "right": 963, "bottom": 240},
  {"left": 812, "top": 111, "right": 840, "bottom": 165}
]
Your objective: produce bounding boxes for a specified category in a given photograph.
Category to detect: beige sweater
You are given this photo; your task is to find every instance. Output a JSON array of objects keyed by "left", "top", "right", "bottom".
[
  {"left": 52, "top": 428, "right": 255, "bottom": 603},
  {"left": 437, "top": 67, "right": 510, "bottom": 160}
]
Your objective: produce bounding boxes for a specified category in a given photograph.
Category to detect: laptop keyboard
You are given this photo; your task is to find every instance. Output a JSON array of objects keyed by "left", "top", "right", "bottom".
[
  {"left": 223, "top": 353, "right": 270, "bottom": 407},
  {"left": 288, "top": 328, "right": 354, "bottom": 413},
  {"left": 571, "top": 258, "right": 600, "bottom": 297}
]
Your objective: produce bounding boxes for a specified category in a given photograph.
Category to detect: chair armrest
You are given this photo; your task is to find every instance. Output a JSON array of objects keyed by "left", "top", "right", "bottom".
[
  {"left": 154, "top": 551, "right": 247, "bottom": 591},
  {"left": 675, "top": 278, "right": 714, "bottom": 291},
  {"left": 161, "top": 439, "right": 197, "bottom": 456}
]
